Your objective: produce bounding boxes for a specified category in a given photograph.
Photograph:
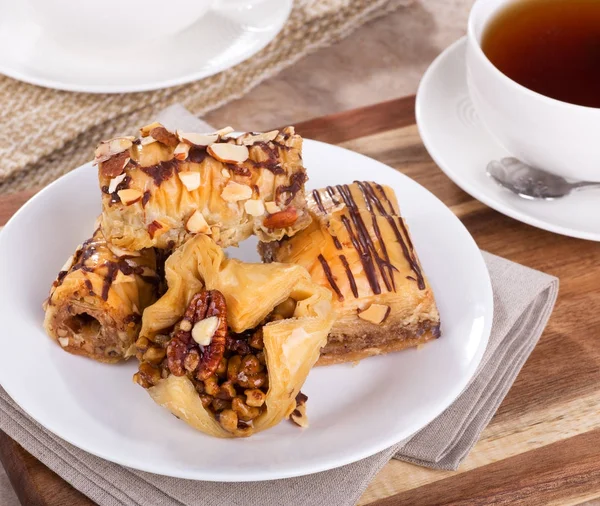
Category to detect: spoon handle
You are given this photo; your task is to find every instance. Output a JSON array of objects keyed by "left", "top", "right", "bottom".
[{"left": 571, "top": 181, "right": 600, "bottom": 191}]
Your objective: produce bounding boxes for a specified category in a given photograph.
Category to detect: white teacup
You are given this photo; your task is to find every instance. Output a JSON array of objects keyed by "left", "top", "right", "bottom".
[
  {"left": 467, "top": 0, "right": 600, "bottom": 182},
  {"left": 25, "top": 0, "right": 267, "bottom": 50}
]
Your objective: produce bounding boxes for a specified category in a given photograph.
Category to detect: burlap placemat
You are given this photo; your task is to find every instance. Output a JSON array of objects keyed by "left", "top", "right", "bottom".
[{"left": 0, "top": 0, "right": 411, "bottom": 195}]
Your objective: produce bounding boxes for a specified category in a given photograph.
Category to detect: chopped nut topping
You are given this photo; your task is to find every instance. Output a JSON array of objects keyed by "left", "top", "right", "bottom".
[
  {"left": 208, "top": 143, "right": 249, "bottom": 164},
  {"left": 357, "top": 303, "right": 390, "bottom": 325},
  {"left": 244, "top": 199, "right": 265, "bottom": 217},
  {"left": 221, "top": 169, "right": 231, "bottom": 179},
  {"left": 178, "top": 171, "right": 201, "bottom": 191},
  {"left": 140, "top": 135, "right": 157, "bottom": 146},
  {"left": 179, "top": 320, "right": 192, "bottom": 332},
  {"left": 59, "top": 255, "right": 75, "bottom": 273},
  {"left": 215, "top": 126, "right": 234, "bottom": 136},
  {"left": 173, "top": 142, "right": 191, "bottom": 161},
  {"left": 186, "top": 210, "right": 210, "bottom": 234},
  {"left": 108, "top": 173, "right": 127, "bottom": 194},
  {"left": 191, "top": 316, "right": 219, "bottom": 346},
  {"left": 291, "top": 402, "right": 308, "bottom": 428},
  {"left": 236, "top": 130, "right": 279, "bottom": 146},
  {"left": 140, "top": 122, "right": 163, "bottom": 137},
  {"left": 117, "top": 189, "right": 143, "bottom": 206},
  {"left": 100, "top": 151, "right": 130, "bottom": 178},
  {"left": 177, "top": 131, "right": 218, "bottom": 146},
  {"left": 263, "top": 207, "right": 298, "bottom": 229},
  {"left": 264, "top": 201, "right": 280, "bottom": 214},
  {"left": 149, "top": 126, "right": 179, "bottom": 148},
  {"left": 94, "top": 137, "right": 134, "bottom": 164},
  {"left": 221, "top": 181, "right": 252, "bottom": 202},
  {"left": 58, "top": 337, "right": 69, "bottom": 348}
]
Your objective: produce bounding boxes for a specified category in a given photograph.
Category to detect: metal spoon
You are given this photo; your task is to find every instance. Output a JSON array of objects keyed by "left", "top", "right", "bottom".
[{"left": 486, "top": 157, "right": 600, "bottom": 200}]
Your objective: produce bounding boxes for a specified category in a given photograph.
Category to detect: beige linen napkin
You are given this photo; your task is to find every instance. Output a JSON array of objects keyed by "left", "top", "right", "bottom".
[
  {"left": 0, "top": 252, "right": 558, "bottom": 506},
  {"left": 0, "top": 106, "right": 559, "bottom": 505}
]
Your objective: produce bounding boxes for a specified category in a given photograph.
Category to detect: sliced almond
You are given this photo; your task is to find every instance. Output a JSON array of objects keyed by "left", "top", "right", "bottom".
[
  {"left": 208, "top": 143, "right": 249, "bottom": 164},
  {"left": 100, "top": 151, "right": 130, "bottom": 178},
  {"left": 236, "top": 130, "right": 279, "bottom": 146},
  {"left": 59, "top": 255, "right": 75, "bottom": 273},
  {"left": 215, "top": 126, "right": 234, "bottom": 136},
  {"left": 186, "top": 210, "right": 210, "bottom": 234},
  {"left": 108, "top": 243, "right": 140, "bottom": 258},
  {"left": 221, "top": 181, "right": 252, "bottom": 202},
  {"left": 140, "top": 122, "right": 163, "bottom": 137},
  {"left": 221, "top": 169, "right": 231, "bottom": 179},
  {"left": 117, "top": 189, "right": 143, "bottom": 206},
  {"left": 244, "top": 199, "right": 265, "bottom": 217},
  {"left": 149, "top": 126, "right": 179, "bottom": 148},
  {"left": 140, "top": 135, "right": 157, "bottom": 146},
  {"left": 94, "top": 137, "right": 133, "bottom": 164},
  {"left": 58, "top": 337, "right": 70, "bottom": 348},
  {"left": 263, "top": 207, "right": 298, "bottom": 229},
  {"left": 177, "top": 131, "right": 218, "bottom": 146},
  {"left": 357, "top": 303, "right": 390, "bottom": 325},
  {"left": 264, "top": 201, "right": 280, "bottom": 214},
  {"left": 108, "top": 173, "right": 127, "bottom": 194},
  {"left": 178, "top": 171, "right": 201, "bottom": 191},
  {"left": 191, "top": 316, "right": 219, "bottom": 346},
  {"left": 290, "top": 402, "right": 308, "bottom": 428},
  {"left": 174, "top": 142, "right": 191, "bottom": 161}
]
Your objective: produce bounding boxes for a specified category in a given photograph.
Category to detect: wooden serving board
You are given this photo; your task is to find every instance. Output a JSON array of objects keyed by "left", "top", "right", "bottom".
[{"left": 1, "top": 96, "right": 599, "bottom": 506}]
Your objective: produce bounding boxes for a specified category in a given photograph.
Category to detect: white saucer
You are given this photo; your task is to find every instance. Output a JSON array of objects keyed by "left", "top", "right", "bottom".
[
  {"left": 0, "top": 0, "right": 291, "bottom": 93},
  {"left": 416, "top": 37, "right": 600, "bottom": 242}
]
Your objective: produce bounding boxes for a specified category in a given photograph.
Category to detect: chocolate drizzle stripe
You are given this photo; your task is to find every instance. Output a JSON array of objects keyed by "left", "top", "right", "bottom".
[
  {"left": 339, "top": 254, "right": 359, "bottom": 299},
  {"left": 312, "top": 189, "right": 327, "bottom": 215},
  {"left": 326, "top": 186, "right": 340, "bottom": 205},
  {"left": 355, "top": 181, "right": 396, "bottom": 291},
  {"left": 358, "top": 181, "right": 426, "bottom": 291},
  {"left": 318, "top": 254, "right": 344, "bottom": 301},
  {"left": 101, "top": 262, "right": 119, "bottom": 301},
  {"left": 84, "top": 278, "right": 95, "bottom": 296},
  {"left": 336, "top": 185, "right": 381, "bottom": 295},
  {"left": 374, "top": 182, "right": 397, "bottom": 215},
  {"left": 331, "top": 235, "right": 342, "bottom": 250}
]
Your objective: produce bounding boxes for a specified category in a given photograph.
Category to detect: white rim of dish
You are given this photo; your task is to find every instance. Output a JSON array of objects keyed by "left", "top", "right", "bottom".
[
  {"left": 416, "top": 36, "right": 600, "bottom": 242},
  {"left": 0, "top": 1, "right": 292, "bottom": 94},
  {"left": 0, "top": 140, "right": 493, "bottom": 480}
]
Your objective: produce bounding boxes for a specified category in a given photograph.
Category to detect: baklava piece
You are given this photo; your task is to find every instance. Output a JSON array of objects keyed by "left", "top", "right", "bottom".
[
  {"left": 135, "top": 234, "right": 334, "bottom": 437},
  {"left": 259, "top": 182, "right": 440, "bottom": 365},
  {"left": 96, "top": 125, "right": 311, "bottom": 251},
  {"left": 43, "top": 226, "right": 159, "bottom": 363}
]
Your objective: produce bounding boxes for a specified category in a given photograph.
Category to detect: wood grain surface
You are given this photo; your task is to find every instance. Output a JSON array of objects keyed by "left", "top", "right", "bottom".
[{"left": 1, "top": 96, "right": 599, "bottom": 506}]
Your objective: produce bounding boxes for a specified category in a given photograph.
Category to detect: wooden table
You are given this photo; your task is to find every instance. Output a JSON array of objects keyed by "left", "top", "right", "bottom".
[{"left": 1, "top": 96, "right": 599, "bottom": 506}]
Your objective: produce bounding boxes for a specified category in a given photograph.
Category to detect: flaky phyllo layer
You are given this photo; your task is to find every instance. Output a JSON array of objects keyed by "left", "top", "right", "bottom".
[
  {"left": 43, "top": 226, "right": 159, "bottom": 363},
  {"left": 96, "top": 125, "right": 311, "bottom": 251},
  {"left": 135, "top": 235, "right": 335, "bottom": 437}
]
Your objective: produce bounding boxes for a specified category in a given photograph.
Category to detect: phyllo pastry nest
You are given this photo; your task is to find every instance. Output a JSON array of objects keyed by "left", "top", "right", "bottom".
[
  {"left": 259, "top": 181, "right": 440, "bottom": 366},
  {"left": 96, "top": 124, "right": 311, "bottom": 251},
  {"left": 134, "top": 234, "right": 335, "bottom": 437},
  {"left": 43, "top": 226, "right": 160, "bottom": 363}
]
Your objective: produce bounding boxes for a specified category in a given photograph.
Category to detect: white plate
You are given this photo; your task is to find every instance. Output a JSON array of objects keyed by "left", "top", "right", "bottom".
[
  {"left": 416, "top": 37, "right": 600, "bottom": 242},
  {"left": 0, "top": 0, "right": 291, "bottom": 93},
  {"left": 0, "top": 140, "right": 492, "bottom": 481}
]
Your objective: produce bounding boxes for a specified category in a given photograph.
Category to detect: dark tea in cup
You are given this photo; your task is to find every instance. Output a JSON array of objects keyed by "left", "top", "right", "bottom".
[{"left": 482, "top": 0, "right": 600, "bottom": 108}]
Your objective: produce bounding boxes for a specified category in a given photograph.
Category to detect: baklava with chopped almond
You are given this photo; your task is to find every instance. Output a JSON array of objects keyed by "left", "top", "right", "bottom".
[
  {"left": 96, "top": 124, "right": 311, "bottom": 251},
  {"left": 259, "top": 181, "right": 440, "bottom": 366}
]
